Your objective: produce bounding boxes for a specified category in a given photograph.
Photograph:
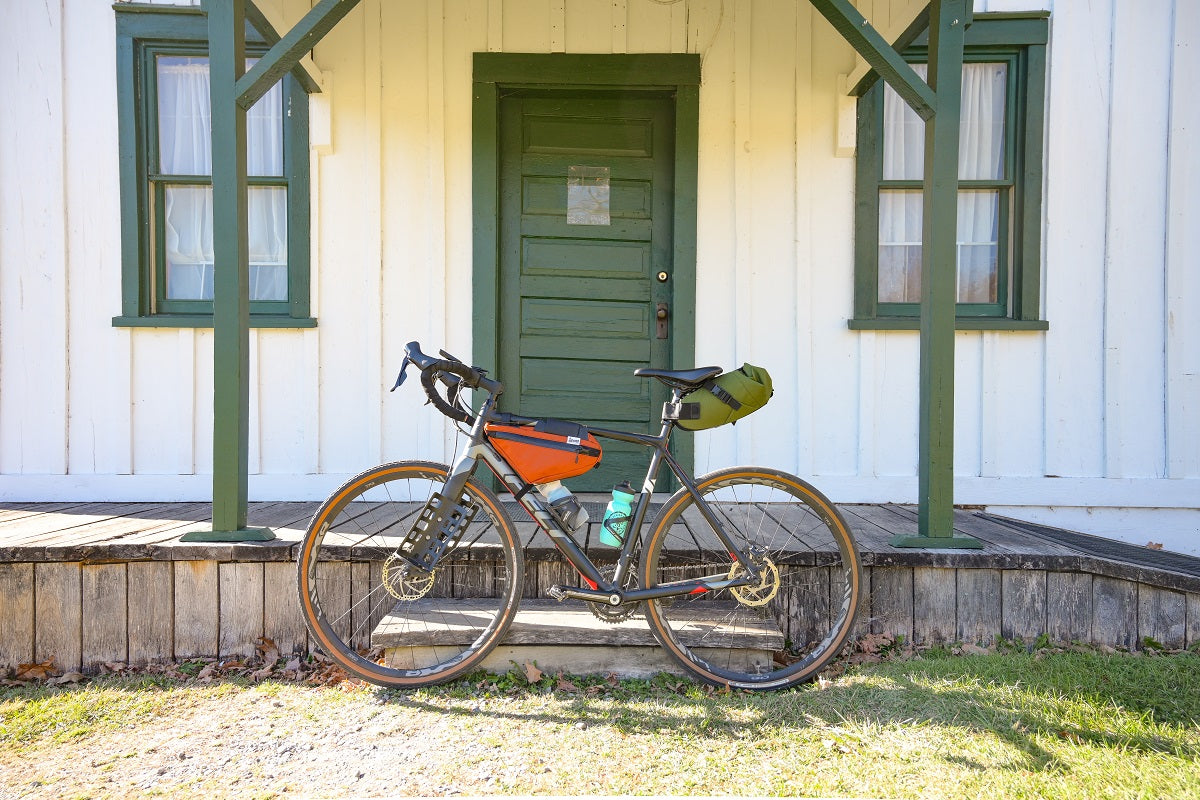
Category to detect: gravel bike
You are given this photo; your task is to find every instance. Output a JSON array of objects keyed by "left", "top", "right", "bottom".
[{"left": 297, "top": 342, "right": 861, "bottom": 690}]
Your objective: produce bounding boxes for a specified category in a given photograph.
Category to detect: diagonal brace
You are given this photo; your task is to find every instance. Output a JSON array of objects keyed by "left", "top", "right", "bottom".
[
  {"left": 808, "top": 0, "right": 936, "bottom": 120},
  {"left": 236, "top": 0, "right": 361, "bottom": 110}
]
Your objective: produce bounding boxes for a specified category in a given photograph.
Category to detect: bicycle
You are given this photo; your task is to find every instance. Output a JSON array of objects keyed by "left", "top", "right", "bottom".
[{"left": 297, "top": 342, "right": 862, "bottom": 691}]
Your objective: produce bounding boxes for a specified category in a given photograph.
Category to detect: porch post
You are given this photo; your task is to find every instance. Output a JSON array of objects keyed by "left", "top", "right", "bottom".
[
  {"left": 184, "top": 0, "right": 272, "bottom": 541},
  {"left": 892, "top": 0, "right": 981, "bottom": 548}
]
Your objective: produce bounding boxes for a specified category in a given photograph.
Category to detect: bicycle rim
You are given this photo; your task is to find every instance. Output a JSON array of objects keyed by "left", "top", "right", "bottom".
[
  {"left": 641, "top": 467, "right": 861, "bottom": 690},
  {"left": 297, "top": 461, "right": 523, "bottom": 687}
]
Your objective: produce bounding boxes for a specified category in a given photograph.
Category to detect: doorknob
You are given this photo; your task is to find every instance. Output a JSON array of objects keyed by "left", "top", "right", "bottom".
[{"left": 656, "top": 302, "right": 669, "bottom": 339}]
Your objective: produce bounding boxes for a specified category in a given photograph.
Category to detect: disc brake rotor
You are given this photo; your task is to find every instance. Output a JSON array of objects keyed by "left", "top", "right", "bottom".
[
  {"left": 382, "top": 554, "right": 436, "bottom": 601},
  {"left": 727, "top": 557, "right": 780, "bottom": 607}
]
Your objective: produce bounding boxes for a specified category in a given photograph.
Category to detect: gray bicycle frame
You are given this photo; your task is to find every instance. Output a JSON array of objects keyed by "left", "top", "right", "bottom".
[{"left": 437, "top": 382, "right": 761, "bottom": 607}]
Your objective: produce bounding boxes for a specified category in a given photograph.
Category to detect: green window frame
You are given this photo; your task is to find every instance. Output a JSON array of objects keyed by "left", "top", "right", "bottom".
[
  {"left": 850, "top": 14, "right": 1049, "bottom": 331},
  {"left": 112, "top": 5, "right": 314, "bottom": 329}
]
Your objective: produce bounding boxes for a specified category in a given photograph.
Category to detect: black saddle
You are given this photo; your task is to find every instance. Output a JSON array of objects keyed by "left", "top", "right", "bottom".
[{"left": 634, "top": 366, "right": 722, "bottom": 391}]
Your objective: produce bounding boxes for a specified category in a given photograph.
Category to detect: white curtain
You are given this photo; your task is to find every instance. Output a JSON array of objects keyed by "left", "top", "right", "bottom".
[
  {"left": 878, "top": 63, "right": 1007, "bottom": 303},
  {"left": 157, "top": 56, "right": 288, "bottom": 302}
]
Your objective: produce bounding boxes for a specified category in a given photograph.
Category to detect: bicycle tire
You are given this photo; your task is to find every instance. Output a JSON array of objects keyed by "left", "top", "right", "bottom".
[
  {"left": 640, "top": 467, "right": 861, "bottom": 690},
  {"left": 297, "top": 460, "right": 524, "bottom": 687}
]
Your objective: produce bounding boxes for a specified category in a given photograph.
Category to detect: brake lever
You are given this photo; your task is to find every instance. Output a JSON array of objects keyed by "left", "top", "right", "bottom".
[
  {"left": 438, "top": 349, "right": 463, "bottom": 363},
  {"left": 390, "top": 357, "right": 412, "bottom": 392}
]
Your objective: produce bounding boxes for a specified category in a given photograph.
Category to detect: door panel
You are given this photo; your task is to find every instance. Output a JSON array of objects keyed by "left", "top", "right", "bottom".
[{"left": 499, "top": 91, "right": 675, "bottom": 491}]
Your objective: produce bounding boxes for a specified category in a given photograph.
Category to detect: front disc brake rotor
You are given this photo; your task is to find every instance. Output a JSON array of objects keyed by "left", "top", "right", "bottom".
[{"left": 382, "top": 554, "right": 436, "bottom": 601}]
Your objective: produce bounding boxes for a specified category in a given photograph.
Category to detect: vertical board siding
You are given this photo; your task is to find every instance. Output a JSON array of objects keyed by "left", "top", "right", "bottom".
[
  {"left": 1166, "top": 0, "right": 1200, "bottom": 480},
  {"left": 1102, "top": 0, "right": 1171, "bottom": 480},
  {"left": 0, "top": 0, "right": 1195, "bottom": 533},
  {"left": 1041, "top": 0, "right": 1113, "bottom": 480},
  {"left": 82, "top": 563, "right": 128, "bottom": 667},
  {"left": 0, "top": 0, "right": 69, "bottom": 475}
]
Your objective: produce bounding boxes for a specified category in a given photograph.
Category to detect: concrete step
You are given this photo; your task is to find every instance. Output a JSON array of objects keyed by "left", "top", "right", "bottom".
[{"left": 375, "top": 598, "right": 785, "bottom": 679}]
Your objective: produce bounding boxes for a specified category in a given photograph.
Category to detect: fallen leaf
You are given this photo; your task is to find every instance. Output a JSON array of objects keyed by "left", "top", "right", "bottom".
[
  {"left": 250, "top": 667, "right": 275, "bottom": 681},
  {"left": 255, "top": 637, "right": 280, "bottom": 668},
  {"left": 196, "top": 665, "right": 217, "bottom": 681},
  {"left": 817, "top": 675, "right": 834, "bottom": 690},
  {"left": 858, "top": 632, "right": 895, "bottom": 655},
  {"left": 555, "top": 673, "right": 578, "bottom": 693},
  {"left": 47, "top": 671, "right": 86, "bottom": 686},
  {"left": 15, "top": 659, "right": 57, "bottom": 681},
  {"left": 961, "top": 643, "right": 991, "bottom": 656},
  {"left": 1146, "top": 542, "right": 1164, "bottom": 550},
  {"left": 522, "top": 661, "right": 544, "bottom": 684}
]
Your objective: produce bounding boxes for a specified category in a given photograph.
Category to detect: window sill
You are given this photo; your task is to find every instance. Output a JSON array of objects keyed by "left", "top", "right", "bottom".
[
  {"left": 112, "top": 315, "right": 318, "bottom": 330},
  {"left": 848, "top": 318, "right": 1049, "bottom": 331}
]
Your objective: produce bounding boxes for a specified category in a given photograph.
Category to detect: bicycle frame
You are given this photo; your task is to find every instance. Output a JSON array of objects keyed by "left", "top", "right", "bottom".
[{"left": 435, "top": 383, "right": 762, "bottom": 607}]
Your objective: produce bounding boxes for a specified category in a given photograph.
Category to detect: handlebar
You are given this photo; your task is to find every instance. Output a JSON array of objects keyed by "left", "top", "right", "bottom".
[{"left": 392, "top": 341, "right": 502, "bottom": 425}]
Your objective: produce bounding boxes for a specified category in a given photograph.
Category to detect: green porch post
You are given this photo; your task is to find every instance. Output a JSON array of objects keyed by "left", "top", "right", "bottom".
[
  {"left": 892, "top": 0, "right": 981, "bottom": 548},
  {"left": 184, "top": 0, "right": 271, "bottom": 541},
  {"left": 809, "top": 0, "right": 980, "bottom": 548}
]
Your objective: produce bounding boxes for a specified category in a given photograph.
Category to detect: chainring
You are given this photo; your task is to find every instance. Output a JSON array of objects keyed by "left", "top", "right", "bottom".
[
  {"left": 727, "top": 557, "right": 780, "bottom": 607},
  {"left": 587, "top": 565, "right": 641, "bottom": 624},
  {"left": 382, "top": 554, "right": 436, "bottom": 601}
]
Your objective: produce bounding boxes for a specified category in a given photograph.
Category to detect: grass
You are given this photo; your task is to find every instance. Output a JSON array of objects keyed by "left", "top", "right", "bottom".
[{"left": 2, "top": 649, "right": 1198, "bottom": 798}]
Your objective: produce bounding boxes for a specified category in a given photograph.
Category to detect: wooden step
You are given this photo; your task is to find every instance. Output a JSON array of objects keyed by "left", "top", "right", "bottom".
[{"left": 375, "top": 599, "right": 785, "bottom": 679}]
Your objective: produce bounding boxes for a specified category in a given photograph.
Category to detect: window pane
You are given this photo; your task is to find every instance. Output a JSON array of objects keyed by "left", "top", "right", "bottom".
[
  {"left": 883, "top": 63, "right": 1007, "bottom": 181},
  {"left": 878, "top": 189, "right": 1001, "bottom": 304},
  {"left": 164, "top": 185, "right": 289, "bottom": 302},
  {"left": 878, "top": 190, "right": 923, "bottom": 302},
  {"left": 157, "top": 56, "right": 284, "bottom": 177}
]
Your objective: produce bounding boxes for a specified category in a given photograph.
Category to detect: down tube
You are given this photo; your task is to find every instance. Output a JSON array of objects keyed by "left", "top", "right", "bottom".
[{"left": 474, "top": 444, "right": 608, "bottom": 589}]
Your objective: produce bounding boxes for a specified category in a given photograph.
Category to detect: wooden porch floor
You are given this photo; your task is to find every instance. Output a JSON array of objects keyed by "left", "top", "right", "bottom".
[{"left": 1, "top": 502, "right": 1197, "bottom": 672}]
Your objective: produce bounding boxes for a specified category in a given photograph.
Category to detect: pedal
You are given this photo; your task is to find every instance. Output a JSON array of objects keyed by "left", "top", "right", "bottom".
[{"left": 546, "top": 585, "right": 567, "bottom": 602}]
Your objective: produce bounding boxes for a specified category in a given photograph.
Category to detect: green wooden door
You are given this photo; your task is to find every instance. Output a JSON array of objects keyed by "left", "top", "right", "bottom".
[{"left": 498, "top": 90, "right": 676, "bottom": 491}]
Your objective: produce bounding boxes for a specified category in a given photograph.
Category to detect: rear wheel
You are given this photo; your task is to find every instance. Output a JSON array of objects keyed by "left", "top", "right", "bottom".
[
  {"left": 297, "top": 461, "right": 524, "bottom": 687},
  {"left": 640, "top": 467, "right": 861, "bottom": 690}
]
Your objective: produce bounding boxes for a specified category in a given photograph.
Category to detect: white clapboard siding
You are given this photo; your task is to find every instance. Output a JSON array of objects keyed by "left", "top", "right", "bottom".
[{"left": 0, "top": 1, "right": 1196, "bottom": 551}]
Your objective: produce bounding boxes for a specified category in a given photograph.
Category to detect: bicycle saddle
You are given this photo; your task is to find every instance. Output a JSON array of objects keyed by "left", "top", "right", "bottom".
[{"left": 634, "top": 365, "right": 722, "bottom": 390}]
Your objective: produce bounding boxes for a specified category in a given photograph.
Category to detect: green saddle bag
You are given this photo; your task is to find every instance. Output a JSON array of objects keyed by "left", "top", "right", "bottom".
[{"left": 672, "top": 363, "right": 774, "bottom": 431}]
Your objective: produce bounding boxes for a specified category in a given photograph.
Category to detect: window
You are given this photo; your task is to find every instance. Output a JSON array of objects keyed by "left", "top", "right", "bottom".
[
  {"left": 113, "top": 6, "right": 313, "bottom": 327},
  {"left": 851, "top": 15, "right": 1048, "bottom": 330}
]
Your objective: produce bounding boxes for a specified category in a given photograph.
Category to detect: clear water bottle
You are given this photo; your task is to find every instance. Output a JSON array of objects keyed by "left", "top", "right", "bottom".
[
  {"left": 538, "top": 481, "right": 588, "bottom": 533},
  {"left": 599, "top": 481, "right": 637, "bottom": 547}
]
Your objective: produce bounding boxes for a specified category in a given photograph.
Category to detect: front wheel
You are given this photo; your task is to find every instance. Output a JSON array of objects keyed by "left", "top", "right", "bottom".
[
  {"left": 640, "top": 467, "right": 862, "bottom": 690},
  {"left": 297, "top": 461, "right": 524, "bottom": 687}
]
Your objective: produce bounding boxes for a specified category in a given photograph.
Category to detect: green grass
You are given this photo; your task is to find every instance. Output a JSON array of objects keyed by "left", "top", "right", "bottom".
[{"left": 2, "top": 650, "right": 1198, "bottom": 798}]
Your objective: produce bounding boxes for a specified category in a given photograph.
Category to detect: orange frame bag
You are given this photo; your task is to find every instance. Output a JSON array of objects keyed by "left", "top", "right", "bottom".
[{"left": 483, "top": 418, "right": 602, "bottom": 485}]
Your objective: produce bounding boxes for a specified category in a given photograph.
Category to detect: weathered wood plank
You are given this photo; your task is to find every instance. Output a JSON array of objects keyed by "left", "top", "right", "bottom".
[
  {"left": 35, "top": 562, "right": 82, "bottom": 671},
  {"left": 867, "top": 566, "right": 913, "bottom": 640},
  {"left": 1188, "top": 594, "right": 1200, "bottom": 649},
  {"left": 311, "top": 561, "right": 350, "bottom": 653},
  {"left": 82, "top": 563, "right": 127, "bottom": 667},
  {"left": 1047, "top": 572, "right": 1092, "bottom": 644},
  {"left": 128, "top": 561, "right": 173, "bottom": 664},
  {"left": 957, "top": 569, "right": 1002, "bottom": 645},
  {"left": 913, "top": 567, "right": 956, "bottom": 644},
  {"left": 263, "top": 562, "right": 306, "bottom": 656},
  {"left": 174, "top": 560, "right": 219, "bottom": 658},
  {"left": 1137, "top": 585, "right": 1186, "bottom": 650},
  {"left": 219, "top": 562, "right": 264, "bottom": 658},
  {"left": 1001, "top": 569, "right": 1047, "bottom": 643},
  {"left": 1091, "top": 576, "right": 1137, "bottom": 650},
  {"left": 350, "top": 561, "right": 374, "bottom": 651},
  {"left": 0, "top": 563, "right": 35, "bottom": 667}
]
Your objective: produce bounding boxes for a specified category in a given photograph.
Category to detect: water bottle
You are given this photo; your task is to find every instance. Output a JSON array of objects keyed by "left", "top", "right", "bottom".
[
  {"left": 600, "top": 481, "right": 637, "bottom": 547},
  {"left": 538, "top": 481, "right": 589, "bottom": 533}
]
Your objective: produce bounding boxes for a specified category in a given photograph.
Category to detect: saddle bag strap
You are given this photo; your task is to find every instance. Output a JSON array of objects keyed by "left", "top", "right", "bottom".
[{"left": 702, "top": 379, "right": 742, "bottom": 411}]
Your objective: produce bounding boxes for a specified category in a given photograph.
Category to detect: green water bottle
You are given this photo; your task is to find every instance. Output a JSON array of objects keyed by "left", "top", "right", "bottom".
[{"left": 599, "top": 481, "right": 637, "bottom": 547}]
